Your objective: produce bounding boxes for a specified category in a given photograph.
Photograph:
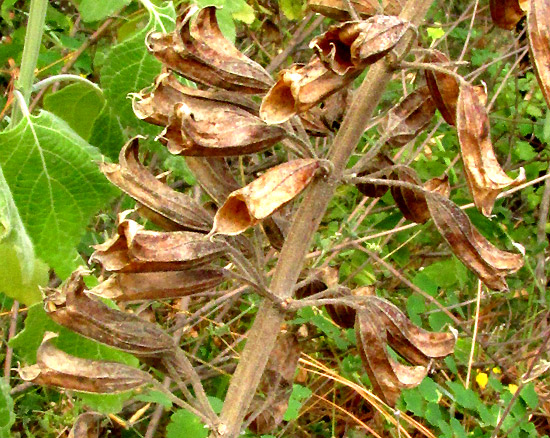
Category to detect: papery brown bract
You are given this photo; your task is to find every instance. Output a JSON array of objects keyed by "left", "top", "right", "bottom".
[
  {"left": 91, "top": 214, "right": 227, "bottom": 272},
  {"left": 424, "top": 50, "right": 460, "bottom": 126},
  {"left": 311, "top": 16, "right": 411, "bottom": 75},
  {"left": 391, "top": 166, "right": 450, "bottom": 224},
  {"left": 260, "top": 57, "right": 359, "bottom": 124},
  {"left": 185, "top": 157, "right": 241, "bottom": 206},
  {"left": 19, "top": 333, "right": 152, "bottom": 393},
  {"left": 101, "top": 138, "right": 212, "bottom": 233},
  {"left": 457, "top": 84, "right": 525, "bottom": 216},
  {"left": 45, "top": 270, "right": 176, "bottom": 357},
  {"left": 355, "top": 153, "right": 394, "bottom": 198},
  {"left": 490, "top": 0, "right": 527, "bottom": 30},
  {"left": 92, "top": 269, "right": 227, "bottom": 302},
  {"left": 146, "top": 7, "right": 273, "bottom": 93},
  {"left": 307, "top": 0, "right": 402, "bottom": 20},
  {"left": 212, "top": 159, "right": 321, "bottom": 235},
  {"left": 426, "top": 192, "right": 524, "bottom": 290},
  {"left": 355, "top": 308, "right": 427, "bottom": 406},
  {"left": 133, "top": 74, "right": 286, "bottom": 156},
  {"left": 528, "top": 0, "right": 550, "bottom": 110},
  {"left": 379, "top": 86, "right": 435, "bottom": 146}
]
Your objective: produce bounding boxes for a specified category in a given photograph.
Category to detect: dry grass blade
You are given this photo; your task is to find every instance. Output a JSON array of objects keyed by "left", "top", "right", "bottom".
[
  {"left": 457, "top": 83, "right": 525, "bottom": 216},
  {"left": 426, "top": 191, "right": 523, "bottom": 290},
  {"left": 528, "top": 0, "right": 550, "bottom": 110},
  {"left": 19, "top": 333, "right": 153, "bottom": 393},
  {"left": 146, "top": 7, "right": 273, "bottom": 93},
  {"left": 212, "top": 159, "right": 321, "bottom": 235},
  {"left": 101, "top": 138, "right": 212, "bottom": 232}
]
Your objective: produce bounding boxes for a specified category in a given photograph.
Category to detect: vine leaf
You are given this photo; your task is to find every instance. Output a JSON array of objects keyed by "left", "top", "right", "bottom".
[
  {"left": 100, "top": 1, "right": 176, "bottom": 130},
  {"left": 0, "top": 111, "right": 118, "bottom": 277},
  {"left": 424, "top": 50, "right": 460, "bottom": 126},
  {"left": 147, "top": 6, "right": 272, "bottom": 93},
  {"left": 456, "top": 84, "right": 525, "bottom": 216},
  {"left": 19, "top": 332, "right": 152, "bottom": 394},
  {"left": 528, "top": 0, "right": 550, "bottom": 110},
  {"left": 43, "top": 82, "right": 105, "bottom": 141},
  {"left": 212, "top": 159, "right": 321, "bottom": 235},
  {"left": 490, "top": 0, "right": 527, "bottom": 30},
  {"left": 426, "top": 192, "right": 524, "bottom": 291}
]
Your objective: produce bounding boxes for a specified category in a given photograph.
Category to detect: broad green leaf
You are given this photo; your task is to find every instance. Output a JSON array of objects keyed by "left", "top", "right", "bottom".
[
  {"left": 520, "top": 383, "right": 539, "bottom": 409},
  {"left": 279, "top": 0, "right": 304, "bottom": 20},
  {"left": 43, "top": 82, "right": 105, "bottom": 140},
  {"left": 447, "top": 381, "right": 482, "bottom": 410},
  {"left": 89, "top": 104, "right": 126, "bottom": 160},
  {"left": 0, "top": 244, "right": 48, "bottom": 305},
  {"left": 0, "top": 379, "right": 14, "bottom": 438},
  {"left": 135, "top": 390, "right": 173, "bottom": 409},
  {"left": 100, "top": 1, "right": 176, "bottom": 129},
  {"left": 77, "top": 0, "right": 132, "bottom": 23},
  {"left": 0, "top": 111, "right": 118, "bottom": 277},
  {"left": 167, "top": 409, "right": 208, "bottom": 438},
  {"left": 0, "top": 0, "right": 17, "bottom": 27},
  {"left": 283, "top": 384, "right": 312, "bottom": 421}
]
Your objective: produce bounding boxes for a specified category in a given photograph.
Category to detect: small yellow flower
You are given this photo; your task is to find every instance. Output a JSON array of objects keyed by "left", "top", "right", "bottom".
[
  {"left": 476, "top": 372, "right": 489, "bottom": 390},
  {"left": 508, "top": 384, "right": 519, "bottom": 394},
  {"left": 492, "top": 367, "right": 502, "bottom": 374}
]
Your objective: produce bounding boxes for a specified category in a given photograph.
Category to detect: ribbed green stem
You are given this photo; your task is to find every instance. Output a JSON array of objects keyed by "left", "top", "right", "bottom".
[{"left": 10, "top": 0, "right": 48, "bottom": 126}]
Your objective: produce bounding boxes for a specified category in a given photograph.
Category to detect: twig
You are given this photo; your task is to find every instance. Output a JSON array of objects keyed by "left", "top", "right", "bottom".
[{"left": 3, "top": 300, "right": 20, "bottom": 382}]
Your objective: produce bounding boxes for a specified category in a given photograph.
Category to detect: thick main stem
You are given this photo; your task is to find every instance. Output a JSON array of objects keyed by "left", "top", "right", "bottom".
[
  {"left": 214, "top": 2, "right": 435, "bottom": 437},
  {"left": 9, "top": 0, "right": 48, "bottom": 126}
]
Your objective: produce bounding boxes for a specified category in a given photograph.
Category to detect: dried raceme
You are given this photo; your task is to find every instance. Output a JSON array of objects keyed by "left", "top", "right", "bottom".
[
  {"left": 424, "top": 50, "right": 460, "bottom": 125},
  {"left": 426, "top": 192, "right": 524, "bottom": 291},
  {"left": 101, "top": 138, "right": 212, "bottom": 233},
  {"left": 311, "top": 16, "right": 412, "bottom": 75},
  {"left": 133, "top": 73, "right": 286, "bottom": 156},
  {"left": 92, "top": 269, "right": 228, "bottom": 302},
  {"left": 212, "top": 159, "right": 322, "bottom": 235},
  {"left": 528, "top": 0, "right": 550, "bottom": 110},
  {"left": 355, "top": 153, "right": 394, "bottom": 197},
  {"left": 44, "top": 270, "right": 177, "bottom": 357},
  {"left": 19, "top": 332, "right": 153, "bottom": 393},
  {"left": 490, "top": 0, "right": 527, "bottom": 30},
  {"left": 355, "top": 299, "right": 455, "bottom": 406},
  {"left": 391, "top": 166, "right": 450, "bottom": 224},
  {"left": 91, "top": 213, "right": 227, "bottom": 272},
  {"left": 456, "top": 84, "right": 525, "bottom": 216},
  {"left": 247, "top": 333, "right": 301, "bottom": 434},
  {"left": 146, "top": 6, "right": 273, "bottom": 93},
  {"left": 260, "top": 57, "right": 360, "bottom": 124},
  {"left": 379, "top": 86, "right": 436, "bottom": 146}
]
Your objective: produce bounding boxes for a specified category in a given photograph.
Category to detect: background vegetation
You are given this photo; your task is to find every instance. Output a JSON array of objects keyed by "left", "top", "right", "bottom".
[{"left": 1, "top": 0, "right": 549, "bottom": 437}]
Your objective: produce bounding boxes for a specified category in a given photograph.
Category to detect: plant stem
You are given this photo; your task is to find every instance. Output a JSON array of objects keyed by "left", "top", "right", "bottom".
[
  {"left": 10, "top": 0, "right": 48, "bottom": 127},
  {"left": 213, "top": 2, "right": 436, "bottom": 437}
]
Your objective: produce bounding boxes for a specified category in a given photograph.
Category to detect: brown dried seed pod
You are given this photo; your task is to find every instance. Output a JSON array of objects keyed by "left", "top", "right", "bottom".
[{"left": 424, "top": 50, "right": 460, "bottom": 125}]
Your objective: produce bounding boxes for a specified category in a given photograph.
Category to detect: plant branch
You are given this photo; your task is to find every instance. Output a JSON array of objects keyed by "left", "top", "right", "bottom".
[
  {"left": 213, "top": 2, "right": 436, "bottom": 437},
  {"left": 10, "top": 0, "right": 48, "bottom": 126}
]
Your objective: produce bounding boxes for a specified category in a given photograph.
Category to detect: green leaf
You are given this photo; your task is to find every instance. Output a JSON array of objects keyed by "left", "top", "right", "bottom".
[
  {"left": 0, "top": 111, "right": 118, "bottom": 277},
  {"left": 135, "top": 391, "right": 173, "bottom": 409},
  {"left": 227, "top": 0, "right": 255, "bottom": 24},
  {"left": 43, "top": 82, "right": 105, "bottom": 141},
  {"left": 89, "top": 104, "right": 126, "bottom": 160},
  {"left": 100, "top": 2, "right": 176, "bottom": 129},
  {"left": 0, "top": 244, "right": 48, "bottom": 305},
  {"left": 446, "top": 381, "right": 481, "bottom": 410},
  {"left": 0, "top": 379, "right": 15, "bottom": 438},
  {"left": 450, "top": 418, "right": 467, "bottom": 438},
  {"left": 402, "top": 388, "right": 425, "bottom": 416},
  {"left": 520, "top": 383, "right": 539, "bottom": 409},
  {"left": 167, "top": 409, "right": 208, "bottom": 438},
  {"left": 513, "top": 140, "right": 538, "bottom": 161},
  {"left": 78, "top": 0, "right": 132, "bottom": 23},
  {"left": 283, "top": 384, "right": 312, "bottom": 421},
  {"left": 279, "top": 0, "right": 304, "bottom": 20}
]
